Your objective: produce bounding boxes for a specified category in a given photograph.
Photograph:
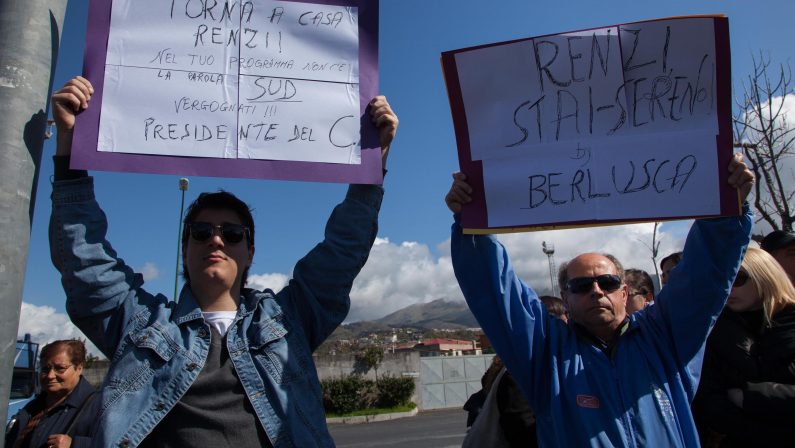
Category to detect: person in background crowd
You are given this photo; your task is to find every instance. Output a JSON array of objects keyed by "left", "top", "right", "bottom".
[
  {"left": 463, "top": 296, "right": 568, "bottom": 446},
  {"left": 446, "top": 153, "right": 755, "bottom": 447},
  {"left": 659, "top": 251, "right": 683, "bottom": 286},
  {"left": 48, "top": 76, "right": 398, "bottom": 447},
  {"left": 624, "top": 269, "right": 655, "bottom": 314},
  {"left": 539, "top": 295, "right": 568, "bottom": 323},
  {"left": 5, "top": 340, "right": 100, "bottom": 448},
  {"left": 693, "top": 247, "right": 795, "bottom": 447},
  {"left": 463, "top": 356, "right": 504, "bottom": 428},
  {"left": 760, "top": 229, "right": 795, "bottom": 283}
]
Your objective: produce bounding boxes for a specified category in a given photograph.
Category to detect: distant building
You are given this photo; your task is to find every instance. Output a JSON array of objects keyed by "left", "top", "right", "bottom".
[
  {"left": 478, "top": 333, "right": 492, "bottom": 351},
  {"left": 411, "top": 338, "right": 480, "bottom": 356}
]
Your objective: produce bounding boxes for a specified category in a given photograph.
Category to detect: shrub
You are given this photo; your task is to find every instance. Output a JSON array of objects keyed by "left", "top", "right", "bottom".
[
  {"left": 321, "top": 376, "right": 375, "bottom": 414},
  {"left": 322, "top": 374, "right": 416, "bottom": 414},
  {"left": 376, "top": 375, "right": 415, "bottom": 408}
]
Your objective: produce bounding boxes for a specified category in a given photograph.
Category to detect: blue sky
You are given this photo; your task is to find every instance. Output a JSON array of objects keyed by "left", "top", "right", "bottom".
[{"left": 18, "top": 0, "right": 795, "bottom": 347}]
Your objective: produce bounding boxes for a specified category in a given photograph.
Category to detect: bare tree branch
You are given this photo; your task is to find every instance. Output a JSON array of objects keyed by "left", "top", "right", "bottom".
[{"left": 733, "top": 52, "right": 795, "bottom": 231}]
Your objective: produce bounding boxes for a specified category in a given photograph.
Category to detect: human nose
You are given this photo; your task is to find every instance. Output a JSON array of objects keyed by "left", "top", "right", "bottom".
[
  {"left": 210, "top": 233, "right": 225, "bottom": 246},
  {"left": 590, "top": 281, "right": 605, "bottom": 296},
  {"left": 206, "top": 227, "right": 225, "bottom": 246}
]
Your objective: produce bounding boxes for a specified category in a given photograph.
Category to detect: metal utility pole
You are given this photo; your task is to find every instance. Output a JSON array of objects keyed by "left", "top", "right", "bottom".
[
  {"left": 542, "top": 241, "right": 558, "bottom": 297},
  {"left": 174, "top": 178, "right": 189, "bottom": 301},
  {"left": 0, "top": 0, "right": 68, "bottom": 434}
]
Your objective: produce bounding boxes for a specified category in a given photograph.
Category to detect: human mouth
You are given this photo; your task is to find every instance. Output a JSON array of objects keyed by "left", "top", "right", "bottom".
[
  {"left": 589, "top": 304, "right": 612, "bottom": 313},
  {"left": 205, "top": 253, "right": 227, "bottom": 262}
]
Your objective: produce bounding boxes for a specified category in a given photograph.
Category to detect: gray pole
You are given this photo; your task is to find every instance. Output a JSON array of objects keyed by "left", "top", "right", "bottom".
[
  {"left": 175, "top": 178, "right": 189, "bottom": 301},
  {"left": 0, "top": 0, "right": 68, "bottom": 434}
]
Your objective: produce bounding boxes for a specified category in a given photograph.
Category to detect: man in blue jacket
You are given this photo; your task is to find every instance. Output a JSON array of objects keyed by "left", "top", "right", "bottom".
[
  {"left": 48, "top": 76, "right": 398, "bottom": 447},
  {"left": 445, "top": 155, "right": 754, "bottom": 447}
]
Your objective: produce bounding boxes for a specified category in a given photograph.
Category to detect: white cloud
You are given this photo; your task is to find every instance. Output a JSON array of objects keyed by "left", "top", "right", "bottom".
[
  {"left": 247, "top": 272, "right": 290, "bottom": 292},
  {"left": 138, "top": 262, "right": 160, "bottom": 281},
  {"left": 17, "top": 302, "right": 103, "bottom": 358},
  {"left": 496, "top": 222, "right": 686, "bottom": 293},
  {"left": 247, "top": 224, "right": 688, "bottom": 323},
  {"left": 348, "top": 237, "right": 462, "bottom": 322},
  {"left": 738, "top": 92, "right": 795, "bottom": 235}
]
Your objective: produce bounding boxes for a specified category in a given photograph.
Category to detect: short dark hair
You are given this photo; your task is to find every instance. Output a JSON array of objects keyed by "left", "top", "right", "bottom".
[
  {"left": 181, "top": 191, "right": 255, "bottom": 285},
  {"left": 539, "top": 295, "right": 566, "bottom": 318},
  {"left": 659, "top": 252, "right": 683, "bottom": 271},
  {"left": 624, "top": 269, "right": 655, "bottom": 299},
  {"left": 41, "top": 339, "right": 87, "bottom": 367},
  {"left": 761, "top": 230, "right": 795, "bottom": 253}
]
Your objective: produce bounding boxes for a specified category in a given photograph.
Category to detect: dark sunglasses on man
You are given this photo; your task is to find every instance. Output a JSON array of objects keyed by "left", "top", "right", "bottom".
[
  {"left": 186, "top": 222, "right": 250, "bottom": 245},
  {"left": 566, "top": 274, "right": 623, "bottom": 294}
]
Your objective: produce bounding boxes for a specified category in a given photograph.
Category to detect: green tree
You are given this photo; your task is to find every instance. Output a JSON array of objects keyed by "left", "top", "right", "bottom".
[{"left": 359, "top": 346, "right": 384, "bottom": 383}]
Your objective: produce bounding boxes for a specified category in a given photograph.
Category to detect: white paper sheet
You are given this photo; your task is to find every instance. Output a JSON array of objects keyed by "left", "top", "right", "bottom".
[
  {"left": 456, "top": 19, "right": 719, "bottom": 162},
  {"left": 98, "top": 0, "right": 360, "bottom": 164},
  {"left": 482, "top": 131, "right": 720, "bottom": 227},
  {"left": 618, "top": 18, "right": 718, "bottom": 136}
]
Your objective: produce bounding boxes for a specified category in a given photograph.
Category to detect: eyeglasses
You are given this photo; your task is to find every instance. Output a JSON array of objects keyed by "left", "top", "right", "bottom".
[
  {"left": 733, "top": 270, "right": 750, "bottom": 288},
  {"left": 187, "top": 222, "right": 250, "bottom": 245},
  {"left": 41, "top": 364, "right": 73, "bottom": 375},
  {"left": 566, "top": 274, "right": 622, "bottom": 294}
]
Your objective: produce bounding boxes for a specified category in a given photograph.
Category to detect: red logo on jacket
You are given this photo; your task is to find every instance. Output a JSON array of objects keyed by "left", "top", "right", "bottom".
[{"left": 576, "top": 394, "right": 601, "bottom": 409}]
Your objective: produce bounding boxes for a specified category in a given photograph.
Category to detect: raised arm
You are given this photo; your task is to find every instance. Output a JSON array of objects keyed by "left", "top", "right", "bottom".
[
  {"left": 447, "top": 172, "right": 553, "bottom": 406},
  {"left": 51, "top": 75, "right": 92, "bottom": 157},
  {"left": 644, "top": 153, "right": 755, "bottom": 391},
  {"left": 369, "top": 95, "right": 398, "bottom": 172},
  {"left": 277, "top": 96, "right": 397, "bottom": 350},
  {"left": 49, "top": 77, "right": 162, "bottom": 357}
]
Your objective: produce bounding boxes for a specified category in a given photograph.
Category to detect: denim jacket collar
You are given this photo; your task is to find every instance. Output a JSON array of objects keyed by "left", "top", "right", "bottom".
[
  {"left": 173, "top": 287, "right": 204, "bottom": 325},
  {"left": 173, "top": 286, "right": 262, "bottom": 325}
]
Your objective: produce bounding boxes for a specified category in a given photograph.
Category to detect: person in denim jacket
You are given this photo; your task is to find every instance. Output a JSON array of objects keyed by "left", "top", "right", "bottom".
[{"left": 48, "top": 76, "right": 398, "bottom": 448}]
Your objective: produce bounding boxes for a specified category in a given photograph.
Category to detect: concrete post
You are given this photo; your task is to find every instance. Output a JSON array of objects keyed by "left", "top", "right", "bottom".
[{"left": 0, "top": 0, "right": 68, "bottom": 435}]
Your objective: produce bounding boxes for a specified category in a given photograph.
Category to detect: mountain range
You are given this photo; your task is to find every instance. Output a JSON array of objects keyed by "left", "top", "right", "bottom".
[{"left": 332, "top": 299, "right": 479, "bottom": 340}]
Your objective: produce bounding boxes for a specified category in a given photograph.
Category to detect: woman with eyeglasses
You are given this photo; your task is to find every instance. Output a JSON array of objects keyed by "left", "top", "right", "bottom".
[
  {"left": 692, "top": 247, "right": 795, "bottom": 447},
  {"left": 5, "top": 340, "right": 99, "bottom": 448}
]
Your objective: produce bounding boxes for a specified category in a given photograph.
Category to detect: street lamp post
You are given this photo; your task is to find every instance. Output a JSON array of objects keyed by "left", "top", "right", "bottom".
[
  {"left": 174, "top": 178, "right": 189, "bottom": 301},
  {"left": 542, "top": 241, "right": 558, "bottom": 296}
]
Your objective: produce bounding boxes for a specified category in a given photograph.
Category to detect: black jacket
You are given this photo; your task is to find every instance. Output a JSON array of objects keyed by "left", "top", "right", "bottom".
[
  {"left": 693, "top": 306, "right": 795, "bottom": 447},
  {"left": 5, "top": 376, "right": 99, "bottom": 448}
]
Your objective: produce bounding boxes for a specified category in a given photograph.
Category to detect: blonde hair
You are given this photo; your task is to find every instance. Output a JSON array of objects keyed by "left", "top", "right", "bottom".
[{"left": 742, "top": 247, "right": 795, "bottom": 323}]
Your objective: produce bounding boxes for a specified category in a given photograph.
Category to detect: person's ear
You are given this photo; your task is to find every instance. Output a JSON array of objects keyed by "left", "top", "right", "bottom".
[
  {"left": 620, "top": 284, "right": 628, "bottom": 300},
  {"left": 248, "top": 245, "right": 255, "bottom": 265}
]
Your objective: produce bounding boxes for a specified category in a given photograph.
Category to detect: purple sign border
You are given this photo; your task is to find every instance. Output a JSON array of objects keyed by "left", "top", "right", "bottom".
[{"left": 74, "top": 0, "right": 381, "bottom": 184}]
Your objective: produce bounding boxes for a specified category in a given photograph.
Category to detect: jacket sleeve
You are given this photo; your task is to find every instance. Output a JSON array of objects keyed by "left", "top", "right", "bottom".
[
  {"left": 451, "top": 216, "right": 552, "bottom": 408},
  {"left": 4, "top": 413, "right": 20, "bottom": 447},
  {"left": 49, "top": 177, "right": 164, "bottom": 358},
  {"left": 644, "top": 204, "right": 753, "bottom": 397},
  {"left": 70, "top": 436, "right": 92, "bottom": 448},
  {"left": 277, "top": 184, "right": 382, "bottom": 351},
  {"left": 742, "top": 381, "right": 795, "bottom": 416}
]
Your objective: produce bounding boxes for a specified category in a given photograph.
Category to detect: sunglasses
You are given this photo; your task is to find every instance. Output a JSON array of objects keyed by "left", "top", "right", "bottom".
[
  {"left": 566, "top": 274, "right": 622, "bottom": 294},
  {"left": 187, "top": 222, "right": 250, "bottom": 245},
  {"left": 733, "top": 270, "right": 750, "bottom": 288}
]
